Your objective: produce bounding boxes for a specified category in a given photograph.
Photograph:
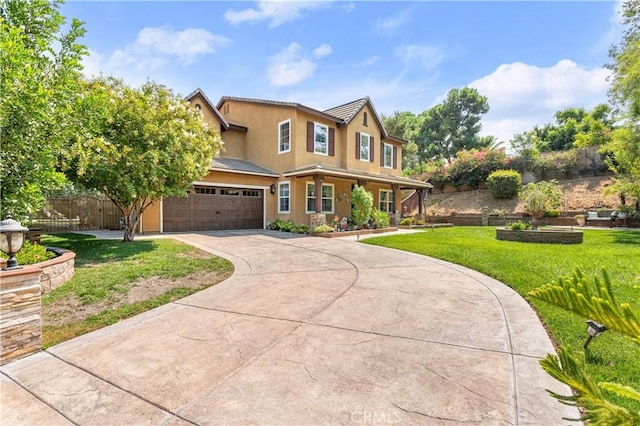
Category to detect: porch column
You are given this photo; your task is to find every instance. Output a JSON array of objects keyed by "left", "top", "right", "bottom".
[
  {"left": 418, "top": 189, "right": 425, "bottom": 215},
  {"left": 314, "top": 174, "right": 324, "bottom": 213},
  {"left": 391, "top": 184, "right": 400, "bottom": 214}
]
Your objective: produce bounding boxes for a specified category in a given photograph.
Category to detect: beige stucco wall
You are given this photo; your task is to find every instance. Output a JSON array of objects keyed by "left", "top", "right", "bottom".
[{"left": 218, "top": 99, "right": 404, "bottom": 178}]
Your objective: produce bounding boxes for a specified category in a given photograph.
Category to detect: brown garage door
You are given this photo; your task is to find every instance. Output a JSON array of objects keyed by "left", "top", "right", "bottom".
[{"left": 163, "top": 186, "right": 263, "bottom": 232}]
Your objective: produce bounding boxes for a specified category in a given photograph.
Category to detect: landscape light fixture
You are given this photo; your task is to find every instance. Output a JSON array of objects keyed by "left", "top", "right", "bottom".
[
  {"left": 0, "top": 215, "right": 29, "bottom": 270},
  {"left": 583, "top": 320, "right": 607, "bottom": 348}
]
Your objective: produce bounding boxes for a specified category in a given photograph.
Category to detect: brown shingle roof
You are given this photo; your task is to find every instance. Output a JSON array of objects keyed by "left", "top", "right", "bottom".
[
  {"left": 216, "top": 96, "right": 341, "bottom": 123},
  {"left": 323, "top": 97, "right": 369, "bottom": 123}
]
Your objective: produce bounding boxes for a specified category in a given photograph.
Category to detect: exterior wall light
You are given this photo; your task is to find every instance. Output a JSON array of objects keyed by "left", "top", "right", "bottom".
[
  {"left": 270, "top": 184, "right": 276, "bottom": 194},
  {"left": 0, "top": 215, "right": 29, "bottom": 270},
  {"left": 583, "top": 320, "right": 607, "bottom": 348}
]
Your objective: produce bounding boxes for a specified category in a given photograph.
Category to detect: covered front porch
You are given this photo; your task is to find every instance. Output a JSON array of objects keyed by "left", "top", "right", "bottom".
[{"left": 281, "top": 163, "right": 432, "bottom": 226}]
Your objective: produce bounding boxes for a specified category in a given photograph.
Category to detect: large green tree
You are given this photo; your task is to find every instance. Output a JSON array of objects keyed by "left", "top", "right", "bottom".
[
  {"left": 0, "top": 0, "right": 86, "bottom": 221},
  {"left": 416, "top": 87, "right": 490, "bottom": 165},
  {"left": 605, "top": 0, "right": 640, "bottom": 204},
  {"left": 67, "top": 77, "right": 223, "bottom": 242},
  {"left": 381, "top": 111, "right": 421, "bottom": 172},
  {"left": 531, "top": 105, "right": 614, "bottom": 152}
]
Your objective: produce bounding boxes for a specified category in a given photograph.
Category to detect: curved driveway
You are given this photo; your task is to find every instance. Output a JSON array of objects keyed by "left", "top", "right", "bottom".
[{"left": 2, "top": 230, "right": 578, "bottom": 425}]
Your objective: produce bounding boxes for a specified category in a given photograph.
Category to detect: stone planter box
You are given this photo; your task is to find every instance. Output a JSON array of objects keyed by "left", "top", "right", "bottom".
[
  {"left": 39, "top": 248, "right": 76, "bottom": 293},
  {"left": 496, "top": 228, "right": 583, "bottom": 244}
]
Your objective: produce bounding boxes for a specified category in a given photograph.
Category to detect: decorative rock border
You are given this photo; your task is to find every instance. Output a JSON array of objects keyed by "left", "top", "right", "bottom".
[{"left": 496, "top": 228, "right": 583, "bottom": 244}]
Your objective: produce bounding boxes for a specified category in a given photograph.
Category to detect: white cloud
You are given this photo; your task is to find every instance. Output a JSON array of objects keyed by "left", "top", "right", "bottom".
[
  {"left": 134, "top": 27, "right": 229, "bottom": 64},
  {"left": 374, "top": 9, "right": 411, "bottom": 34},
  {"left": 313, "top": 43, "right": 332, "bottom": 58},
  {"left": 81, "top": 26, "right": 229, "bottom": 81},
  {"left": 267, "top": 42, "right": 318, "bottom": 87},
  {"left": 224, "top": 1, "right": 330, "bottom": 28},
  {"left": 354, "top": 55, "right": 380, "bottom": 68},
  {"left": 468, "top": 60, "right": 611, "bottom": 142},
  {"left": 395, "top": 44, "right": 445, "bottom": 71},
  {"left": 81, "top": 49, "right": 105, "bottom": 78}
]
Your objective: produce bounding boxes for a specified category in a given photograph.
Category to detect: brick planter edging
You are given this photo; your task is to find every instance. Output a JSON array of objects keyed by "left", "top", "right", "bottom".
[{"left": 496, "top": 228, "right": 583, "bottom": 244}]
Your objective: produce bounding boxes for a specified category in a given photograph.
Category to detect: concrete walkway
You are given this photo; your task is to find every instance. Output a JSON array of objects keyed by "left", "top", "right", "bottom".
[{"left": 1, "top": 230, "right": 578, "bottom": 425}]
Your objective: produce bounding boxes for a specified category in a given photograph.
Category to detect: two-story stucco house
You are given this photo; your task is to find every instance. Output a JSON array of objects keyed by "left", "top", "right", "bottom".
[{"left": 139, "top": 89, "right": 431, "bottom": 233}]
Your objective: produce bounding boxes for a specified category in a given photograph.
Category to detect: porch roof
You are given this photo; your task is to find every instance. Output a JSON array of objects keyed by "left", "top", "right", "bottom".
[
  {"left": 210, "top": 157, "right": 279, "bottom": 177},
  {"left": 283, "top": 163, "right": 432, "bottom": 190}
]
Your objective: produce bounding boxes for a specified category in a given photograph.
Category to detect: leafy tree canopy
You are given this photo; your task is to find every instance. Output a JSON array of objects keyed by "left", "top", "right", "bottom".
[
  {"left": 0, "top": 0, "right": 86, "bottom": 221},
  {"left": 604, "top": 0, "right": 640, "bottom": 203},
  {"left": 416, "top": 87, "right": 491, "bottom": 165},
  {"left": 66, "top": 77, "right": 223, "bottom": 241}
]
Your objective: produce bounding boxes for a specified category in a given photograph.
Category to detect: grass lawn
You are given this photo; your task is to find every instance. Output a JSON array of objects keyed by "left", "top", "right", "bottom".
[
  {"left": 40, "top": 233, "right": 233, "bottom": 347},
  {"left": 364, "top": 227, "right": 640, "bottom": 411}
]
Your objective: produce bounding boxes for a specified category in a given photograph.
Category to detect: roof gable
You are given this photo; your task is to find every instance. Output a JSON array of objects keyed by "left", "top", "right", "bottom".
[{"left": 185, "top": 88, "right": 230, "bottom": 130}]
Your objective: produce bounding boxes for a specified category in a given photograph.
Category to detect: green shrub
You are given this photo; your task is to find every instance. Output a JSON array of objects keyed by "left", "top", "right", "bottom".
[
  {"left": 290, "top": 224, "right": 309, "bottom": 234},
  {"left": 519, "top": 180, "right": 564, "bottom": 219},
  {"left": 508, "top": 220, "right": 533, "bottom": 230},
  {"left": 448, "top": 148, "right": 509, "bottom": 189},
  {"left": 351, "top": 185, "right": 373, "bottom": 228},
  {"left": 268, "top": 219, "right": 284, "bottom": 230},
  {"left": 399, "top": 217, "right": 414, "bottom": 226},
  {"left": 371, "top": 209, "right": 390, "bottom": 228},
  {"left": 543, "top": 210, "right": 560, "bottom": 218},
  {"left": 311, "top": 223, "right": 334, "bottom": 233},
  {"left": 486, "top": 169, "right": 522, "bottom": 199},
  {"left": 0, "top": 240, "right": 56, "bottom": 266}
]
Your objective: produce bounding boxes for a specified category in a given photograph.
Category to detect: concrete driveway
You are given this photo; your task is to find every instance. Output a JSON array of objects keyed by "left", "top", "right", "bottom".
[{"left": 1, "top": 230, "right": 578, "bottom": 425}]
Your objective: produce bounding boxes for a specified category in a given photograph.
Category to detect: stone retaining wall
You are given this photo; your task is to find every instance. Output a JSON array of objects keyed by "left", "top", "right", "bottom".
[
  {"left": 496, "top": 228, "right": 583, "bottom": 244},
  {"left": 39, "top": 249, "right": 75, "bottom": 293},
  {"left": 1, "top": 267, "right": 43, "bottom": 365}
]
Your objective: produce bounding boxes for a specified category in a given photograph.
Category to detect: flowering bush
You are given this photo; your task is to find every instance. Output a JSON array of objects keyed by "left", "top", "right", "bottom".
[
  {"left": 448, "top": 148, "right": 509, "bottom": 189},
  {"left": 0, "top": 241, "right": 56, "bottom": 266}
]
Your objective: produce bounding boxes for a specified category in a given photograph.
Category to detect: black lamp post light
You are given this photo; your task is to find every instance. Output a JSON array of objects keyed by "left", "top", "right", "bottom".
[
  {"left": 583, "top": 319, "right": 608, "bottom": 348},
  {"left": 0, "top": 214, "right": 29, "bottom": 270}
]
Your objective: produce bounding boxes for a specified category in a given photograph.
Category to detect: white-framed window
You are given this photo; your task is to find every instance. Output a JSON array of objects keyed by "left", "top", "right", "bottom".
[
  {"left": 360, "top": 133, "right": 370, "bottom": 162},
  {"left": 305, "top": 182, "right": 334, "bottom": 214},
  {"left": 384, "top": 143, "right": 394, "bottom": 168},
  {"left": 278, "top": 181, "right": 290, "bottom": 213},
  {"left": 278, "top": 119, "right": 291, "bottom": 153},
  {"left": 314, "top": 123, "right": 328, "bottom": 155},
  {"left": 379, "top": 189, "right": 395, "bottom": 213}
]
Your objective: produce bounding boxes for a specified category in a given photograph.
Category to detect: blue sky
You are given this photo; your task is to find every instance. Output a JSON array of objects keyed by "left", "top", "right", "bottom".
[{"left": 62, "top": 1, "right": 624, "bottom": 143}]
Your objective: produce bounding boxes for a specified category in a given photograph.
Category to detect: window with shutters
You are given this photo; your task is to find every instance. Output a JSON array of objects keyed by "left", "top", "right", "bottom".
[
  {"left": 278, "top": 119, "right": 291, "bottom": 153},
  {"left": 384, "top": 143, "right": 394, "bottom": 168},
  {"left": 360, "top": 133, "right": 370, "bottom": 162},
  {"left": 314, "top": 123, "right": 328, "bottom": 155},
  {"left": 379, "top": 189, "right": 395, "bottom": 213}
]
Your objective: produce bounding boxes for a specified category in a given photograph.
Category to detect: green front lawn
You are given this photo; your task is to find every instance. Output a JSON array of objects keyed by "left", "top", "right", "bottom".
[
  {"left": 364, "top": 227, "right": 640, "bottom": 411},
  {"left": 41, "top": 233, "right": 233, "bottom": 347}
]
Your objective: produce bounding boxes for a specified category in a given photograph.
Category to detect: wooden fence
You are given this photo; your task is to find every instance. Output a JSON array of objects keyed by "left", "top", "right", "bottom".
[{"left": 31, "top": 197, "right": 121, "bottom": 233}]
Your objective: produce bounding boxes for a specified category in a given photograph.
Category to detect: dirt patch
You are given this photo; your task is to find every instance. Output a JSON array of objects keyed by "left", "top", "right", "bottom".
[
  {"left": 425, "top": 176, "right": 620, "bottom": 215},
  {"left": 43, "top": 270, "right": 228, "bottom": 327}
]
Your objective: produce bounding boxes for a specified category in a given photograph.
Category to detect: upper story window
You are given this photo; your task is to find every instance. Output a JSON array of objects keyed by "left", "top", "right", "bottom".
[
  {"left": 314, "top": 123, "right": 328, "bottom": 155},
  {"left": 307, "top": 121, "right": 334, "bottom": 156},
  {"left": 363, "top": 111, "right": 368, "bottom": 126},
  {"left": 360, "top": 133, "right": 371, "bottom": 162},
  {"left": 384, "top": 143, "right": 394, "bottom": 168},
  {"left": 278, "top": 119, "right": 291, "bottom": 153}
]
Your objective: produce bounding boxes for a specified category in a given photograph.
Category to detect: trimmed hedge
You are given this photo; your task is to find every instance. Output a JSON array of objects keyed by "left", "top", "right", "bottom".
[{"left": 487, "top": 169, "right": 522, "bottom": 199}]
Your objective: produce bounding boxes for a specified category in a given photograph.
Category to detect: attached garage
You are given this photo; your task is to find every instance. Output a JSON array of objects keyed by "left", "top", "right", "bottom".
[{"left": 162, "top": 185, "right": 264, "bottom": 232}]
